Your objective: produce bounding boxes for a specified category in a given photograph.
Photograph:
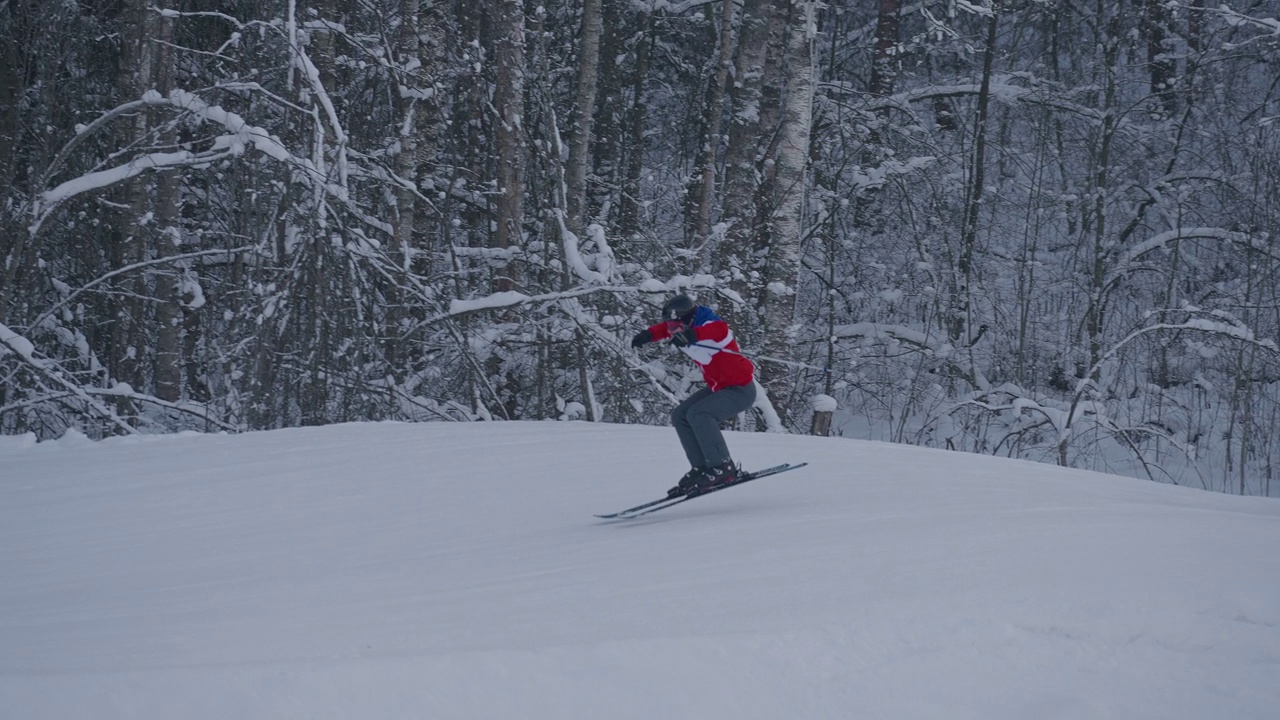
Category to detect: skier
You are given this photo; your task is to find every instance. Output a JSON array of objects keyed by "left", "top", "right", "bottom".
[{"left": 630, "top": 294, "right": 756, "bottom": 497}]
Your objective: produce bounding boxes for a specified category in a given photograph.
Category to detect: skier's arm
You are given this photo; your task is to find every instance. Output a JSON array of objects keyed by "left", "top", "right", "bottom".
[
  {"left": 692, "top": 319, "right": 731, "bottom": 345},
  {"left": 646, "top": 321, "right": 673, "bottom": 342}
]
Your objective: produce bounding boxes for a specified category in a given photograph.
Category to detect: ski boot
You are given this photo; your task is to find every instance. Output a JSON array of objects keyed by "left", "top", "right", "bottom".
[
  {"left": 688, "top": 460, "right": 740, "bottom": 497},
  {"left": 667, "top": 467, "right": 704, "bottom": 498}
]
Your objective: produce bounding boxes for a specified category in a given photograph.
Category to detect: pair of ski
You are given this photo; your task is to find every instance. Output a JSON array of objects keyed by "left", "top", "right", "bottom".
[{"left": 595, "top": 462, "right": 807, "bottom": 520}]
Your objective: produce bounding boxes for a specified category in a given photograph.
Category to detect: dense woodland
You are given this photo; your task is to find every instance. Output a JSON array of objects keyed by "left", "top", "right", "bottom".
[{"left": 2, "top": 0, "right": 1279, "bottom": 494}]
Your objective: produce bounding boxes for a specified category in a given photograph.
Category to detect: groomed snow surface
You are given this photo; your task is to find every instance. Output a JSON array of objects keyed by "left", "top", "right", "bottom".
[{"left": 2, "top": 421, "right": 1278, "bottom": 719}]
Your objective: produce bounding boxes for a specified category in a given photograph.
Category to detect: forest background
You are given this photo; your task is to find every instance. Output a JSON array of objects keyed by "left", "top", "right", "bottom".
[{"left": 2, "top": 0, "right": 1279, "bottom": 496}]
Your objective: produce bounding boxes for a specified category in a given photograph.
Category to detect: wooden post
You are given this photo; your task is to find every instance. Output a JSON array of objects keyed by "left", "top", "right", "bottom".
[{"left": 810, "top": 394, "right": 835, "bottom": 436}]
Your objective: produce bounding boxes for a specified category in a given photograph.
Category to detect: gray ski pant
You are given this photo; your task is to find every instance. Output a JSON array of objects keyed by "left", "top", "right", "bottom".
[{"left": 671, "top": 383, "right": 757, "bottom": 469}]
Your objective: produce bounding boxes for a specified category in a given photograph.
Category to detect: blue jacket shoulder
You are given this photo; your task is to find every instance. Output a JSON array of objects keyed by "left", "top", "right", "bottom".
[{"left": 692, "top": 306, "right": 722, "bottom": 326}]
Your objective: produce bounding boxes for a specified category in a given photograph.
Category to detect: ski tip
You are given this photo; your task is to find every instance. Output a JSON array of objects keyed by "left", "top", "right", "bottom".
[{"left": 595, "top": 511, "right": 644, "bottom": 520}]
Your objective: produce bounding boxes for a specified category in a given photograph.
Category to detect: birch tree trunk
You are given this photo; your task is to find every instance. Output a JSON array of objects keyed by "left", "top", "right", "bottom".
[
  {"left": 715, "top": 0, "right": 776, "bottom": 300},
  {"left": 565, "top": 0, "right": 602, "bottom": 236},
  {"left": 390, "top": 0, "right": 426, "bottom": 261},
  {"left": 758, "top": 0, "right": 813, "bottom": 418}
]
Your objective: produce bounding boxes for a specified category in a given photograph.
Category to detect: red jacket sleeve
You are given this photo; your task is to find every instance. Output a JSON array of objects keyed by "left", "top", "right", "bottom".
[
  {"left": 647, "top": 321, "right": 673, "bottom": 342},
  {"left": 647, "top": 320, "right": 728, "bottom": 344}
]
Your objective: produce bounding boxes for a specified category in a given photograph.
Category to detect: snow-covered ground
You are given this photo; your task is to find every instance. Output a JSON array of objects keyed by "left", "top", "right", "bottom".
[{"left": 2, "top": 421, "right": 1278, "bottom": 719}]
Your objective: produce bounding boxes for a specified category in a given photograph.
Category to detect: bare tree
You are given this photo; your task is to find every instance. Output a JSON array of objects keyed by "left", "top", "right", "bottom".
[
  {"left": 492, "top": 0, "right": 527, "bottom": 293},
  {"left": 951, "top": 2, "right": 998, "bottom": 348},
  {"left": 685, "top": 0, "right": 738, "bottom": 247},
  {"left": 868, "top": 0, "right": 901, "bottom": 99},
  {"left": 566, "top": 0, "right": 603, "bottom": 237}
]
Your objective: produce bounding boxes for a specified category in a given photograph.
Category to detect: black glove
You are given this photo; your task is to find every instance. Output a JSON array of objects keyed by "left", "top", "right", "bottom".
[
  {"left": 669, "top": 326, "right": 698, "bottom": 348},
  {"left": 630, "top": 329, "right": 653, "bottom": 348}
]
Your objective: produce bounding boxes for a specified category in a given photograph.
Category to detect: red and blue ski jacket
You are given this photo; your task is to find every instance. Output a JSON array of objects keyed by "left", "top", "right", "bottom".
[{"left": 645, "top": 306, "right": 755, "bottom": 391}]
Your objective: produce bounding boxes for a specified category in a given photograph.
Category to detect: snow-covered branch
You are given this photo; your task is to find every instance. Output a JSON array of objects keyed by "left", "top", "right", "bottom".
[
  {"left": 1049, "top": 312, "right": 1280, "bottom": 465},
  {"left": 1107, "top": 227, "right": 1280, "bottom": 288},
  {"left": 1213, "top": 5, "right": 1280, "bottom": 49},
  {"left": 27, "top": 246, "right": 257, "bottom": 334},
  {"left": 29, "top": 85, "right": 390, "bottom": 247},
  {"left": 1076, "top": 314, "right": 1279, "bottom": 405},
  {"left": 79, "top": 385, "right": 239, "bottom": 433},
  {"left": 831, "top": 322, "right": 991, "bottom": 392},
  {"left": 31, "top": 89, "right": 300, "bottom": 238},
  {"left": 0, "top": 324, "right": 138, "bottom": 436},
  {"left": 848, "top": 81, "right": 1107, "bottom": 125},
  {"left": 440, "top": 285, "right": 638, "bottom": 322}
]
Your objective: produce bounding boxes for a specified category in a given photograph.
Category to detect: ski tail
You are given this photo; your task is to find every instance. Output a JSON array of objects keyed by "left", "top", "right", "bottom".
[{"left": 594, "top": 495, "right": 674, "bottom": 519}]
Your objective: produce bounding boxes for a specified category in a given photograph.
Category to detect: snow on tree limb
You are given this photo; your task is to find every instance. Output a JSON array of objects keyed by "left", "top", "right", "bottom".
[
  {"left": 289, "top": 27, "right": 348, "bottom": 147},
  {"left": 851, "top": 81, "right": 1108, "bottom": 125},
  {"left": 80, "top": 386, "right": 239, "bottom": 432},
  {"left": 29, "top": 87, "right": 367, "bottom": 244},
  {"left": 42, "top": 99, "right": 155, "bottom": 188},
  {"left": 1107, "top": 227, "right": 1278, "bottom": 288},
  {"left": 832, "top": 322, "right": 991, "bottom": 391},
  {"left": 821, "top": 314, "right": 1255, "bottom": 463},
  {"left": 2, "top": 321, "right": 237, "bottom": 433},
  {"left": 555, "top": 222, "right": 611, "bottom": 285},
  {"left": 0, "top": 323, "right": 137, "bottom": 436},
  {"left": 0, "top": 323, "right": 37, "bottom": 362},
  {"left": 1077, "top": 315, "right": 1279, "bottom": 404},
  {"left": 442, "top": 286, "right": 635, "bottom": 321},
  {"left": 26, "top": 247, "right": 256, "bottom": 335},
  {"left": 1042, "top": 312, "right": 1280, "bottom": 466},
  {"left": 1213, "top": 5, "right": 1280, "bottom": 48},
  {"left": 40, "top": 150, "right": 200, "bottom": 209},
  {"left": 35, "top": 90, "right": 296, "bottom": 214}
]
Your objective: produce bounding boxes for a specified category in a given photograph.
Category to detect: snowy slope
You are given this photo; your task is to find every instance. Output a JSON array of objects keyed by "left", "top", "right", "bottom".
[{"left": 1, "top": 421, "right": 1278, "bottom": 720}]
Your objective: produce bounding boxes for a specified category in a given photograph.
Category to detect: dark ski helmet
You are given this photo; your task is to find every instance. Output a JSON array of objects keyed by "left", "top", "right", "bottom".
[{"left": 661, "top": 294, "right": 696, "bottom": 323}]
